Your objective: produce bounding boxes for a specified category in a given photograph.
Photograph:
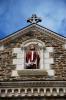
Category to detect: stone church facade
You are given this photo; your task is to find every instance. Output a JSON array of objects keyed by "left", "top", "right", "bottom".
[{"left": 0, "top": 15, "right": 66, "bottom": 100}]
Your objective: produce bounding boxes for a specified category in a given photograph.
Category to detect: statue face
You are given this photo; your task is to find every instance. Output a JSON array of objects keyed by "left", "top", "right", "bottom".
[{"left": 30, "top": 44, "right": 35, "bottom": 50}]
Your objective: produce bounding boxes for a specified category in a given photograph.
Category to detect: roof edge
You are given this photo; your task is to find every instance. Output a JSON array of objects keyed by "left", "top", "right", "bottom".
[{"left": 0, "top": 23, "right": 66, "bottom": 43}]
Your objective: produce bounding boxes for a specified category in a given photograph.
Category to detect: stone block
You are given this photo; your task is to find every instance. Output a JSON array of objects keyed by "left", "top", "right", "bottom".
[
  {"left": 17, "top": 53, "right": 23, "bottom": 59},
  {"left": 46, "top": 47, "right": 53, "bottom": 52},
  {"left": 11, "top": 70, "right": 18, "bottom": 76},
  {"left": 13, "top": 59, "right": 23, "bottom": 65},
  {"left": 44, "top": 64, "right": 50, "bottom": 70},
  {"left": 63, "top": 44, "right": 66, "bottom": 49},
  {"left": 47, "top": 70, "right": 54, "bottom": 76},
  {"left": 16, "top": 64, "right": 23, "bottom": 70},
  {"left": 12, "top": 48, "right": 22, "bottom": 54},
  {"left": 44, "top": 52, "right": 49, "bottom": 58},
  {"left": 0, "top": 45, "right": 4, "bottom": 51},
  {"left": 44, "top": 58, "right": 54, "bottom": 64}
]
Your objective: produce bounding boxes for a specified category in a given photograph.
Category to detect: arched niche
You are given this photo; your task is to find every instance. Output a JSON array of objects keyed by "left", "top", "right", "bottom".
[
  {"left": 12, "top": 39, "right": 54, "bottom": 77},
  {"left": 21, "top": 39, "right": 45, "bottom": 69}
]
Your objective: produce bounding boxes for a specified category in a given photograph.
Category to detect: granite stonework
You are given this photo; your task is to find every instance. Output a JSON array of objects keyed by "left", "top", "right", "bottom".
[{"left": 0, "top": 24, "right": 66, "bottom": 99}]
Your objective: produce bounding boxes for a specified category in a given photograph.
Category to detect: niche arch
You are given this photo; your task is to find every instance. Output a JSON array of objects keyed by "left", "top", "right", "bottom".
[{"left": 21, "top": 39, "right": 45, "bottom": 69}]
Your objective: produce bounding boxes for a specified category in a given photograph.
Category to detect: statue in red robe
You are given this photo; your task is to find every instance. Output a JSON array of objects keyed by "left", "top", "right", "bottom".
[{"left": 25, "top": 45, "right": 40, "bottom": 69}]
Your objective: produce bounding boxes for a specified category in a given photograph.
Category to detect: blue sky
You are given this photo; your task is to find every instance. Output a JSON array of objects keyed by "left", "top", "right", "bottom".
[{"left": 0, "top": 0, "right": 66, "bottom": 39}]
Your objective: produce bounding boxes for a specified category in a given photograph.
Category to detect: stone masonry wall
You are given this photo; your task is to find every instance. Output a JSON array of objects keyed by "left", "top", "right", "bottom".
[{"left": 0, "top": 26, "right": 66, "bottom": 80}]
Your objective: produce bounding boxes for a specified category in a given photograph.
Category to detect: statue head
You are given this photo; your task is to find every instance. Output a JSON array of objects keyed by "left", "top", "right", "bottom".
[{"left": 30, "top": 44, "right": 35, "bottom": 50}]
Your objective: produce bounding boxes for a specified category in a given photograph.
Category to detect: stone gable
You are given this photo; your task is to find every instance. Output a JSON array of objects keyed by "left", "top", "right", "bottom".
[{"left": 0, "top": 24, "right": 66, "bottom": 80}]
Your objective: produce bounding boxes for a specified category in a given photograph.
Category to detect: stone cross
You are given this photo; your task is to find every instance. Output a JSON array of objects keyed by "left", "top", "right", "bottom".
[{"left": 27, "top": 14, "right": 42, "bottom": 24}]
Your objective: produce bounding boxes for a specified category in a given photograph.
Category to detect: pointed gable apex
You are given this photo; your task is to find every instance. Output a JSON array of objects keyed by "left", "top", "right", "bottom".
[{"left": 0, "top": 23, "right": 66, "bottom": 44}]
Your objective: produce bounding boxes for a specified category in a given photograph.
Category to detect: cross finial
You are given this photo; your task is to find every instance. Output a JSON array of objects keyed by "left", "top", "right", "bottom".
[{"left": 27, "top": 14, "right": 42, "bottom": 24}]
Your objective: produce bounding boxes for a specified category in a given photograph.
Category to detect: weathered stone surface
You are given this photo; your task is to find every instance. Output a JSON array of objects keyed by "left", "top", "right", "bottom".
[{"left": 0, "top": 24, "right": 66, "bottom": 80}]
